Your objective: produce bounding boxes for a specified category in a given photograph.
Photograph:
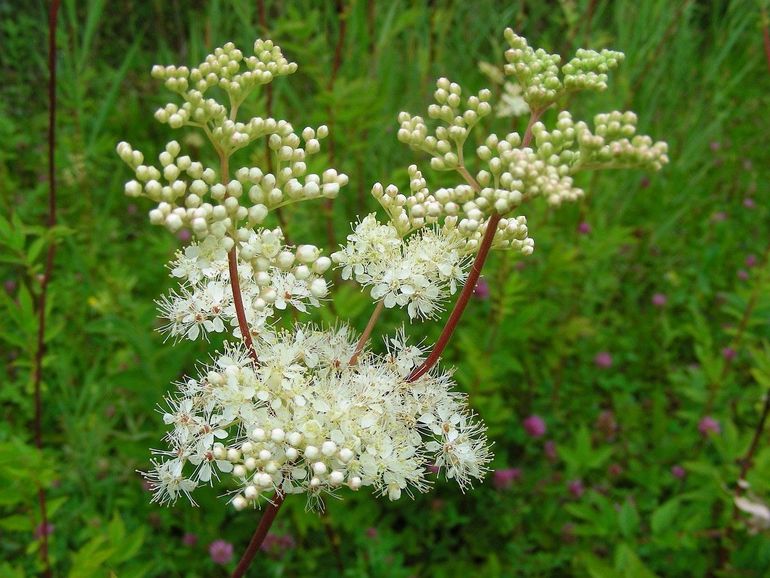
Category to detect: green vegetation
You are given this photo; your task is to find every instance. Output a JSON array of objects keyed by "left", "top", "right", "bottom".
[{"left": 1, "top": 1, "right": 770, "bottom": 577}]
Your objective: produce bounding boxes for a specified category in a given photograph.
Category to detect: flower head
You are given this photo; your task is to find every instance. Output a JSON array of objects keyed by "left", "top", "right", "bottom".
[
  {"left": 698, "top": 416, "right": 721, "bottom": 437},
  {"left": 209, "top": 540, "right": 234, "bottom": 565},
  {"left": 523, "top": 415, "right": 547, "bottom": 438}
]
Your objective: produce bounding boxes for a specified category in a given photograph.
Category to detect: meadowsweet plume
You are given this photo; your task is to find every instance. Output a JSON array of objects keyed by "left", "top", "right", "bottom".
[{"left": 117, "top": 29, "right": 668, "bottom": 572}]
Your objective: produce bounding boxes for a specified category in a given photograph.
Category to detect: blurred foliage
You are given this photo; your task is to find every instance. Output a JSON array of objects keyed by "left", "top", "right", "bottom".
[{"left": 1, "top": 0, "right": 770, "bottom": 576}]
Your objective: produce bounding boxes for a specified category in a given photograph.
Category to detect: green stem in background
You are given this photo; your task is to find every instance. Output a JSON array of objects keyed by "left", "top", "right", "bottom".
[
  {"left": 33, "top": 2, "right": 61, "bottom": 576},
  {"left": 323, "top": 0, "right": 348, "bottom": 251},
  {"left": 712, "top": 22, "right": 770, "bottom": 572},
  {"left": 257, "top": 0, "right": 290, "bottom": 240},
  {"left": 704, "top": 241, "right": 770, "bottom": 415}
]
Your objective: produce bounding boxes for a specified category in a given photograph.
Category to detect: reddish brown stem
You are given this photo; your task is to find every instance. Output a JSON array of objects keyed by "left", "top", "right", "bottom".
[
  {"left": 231, "top": 493, "right": 285, "bottom": 578},
  {"left": 735, "top": 395, "right": 770, "bottom": 492},
  {"left": 32, "top": 2, "right": 61, "bottom": 576},
  {"left": 408, "top": 213, "right": 501, "bottom": 382},
  {"left": 227, "top": 249, "right": 257, "bottom": 360},
  {"left": 350, "top": 300, "right": 384, "bottom": 365},
  {"left": 407, "top": 109, "right": 541, "bottom": 382}
]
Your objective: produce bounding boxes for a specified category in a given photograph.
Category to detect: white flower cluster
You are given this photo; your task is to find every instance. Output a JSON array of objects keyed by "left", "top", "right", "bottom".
[
  {"left": 146, "top": 326, "right": 491, "bottom": 510},
  {"left": 532, "top": 111, "right": 669, "bottom": 173},
  {"left": 331, "top": 215, "right": 470, "bottom": 320},
  {"left": 157, "top": 229, "right": 331, "bottom": 340},
  {"left": 503, "top": 28, "right": 624, "bottom": 109}
]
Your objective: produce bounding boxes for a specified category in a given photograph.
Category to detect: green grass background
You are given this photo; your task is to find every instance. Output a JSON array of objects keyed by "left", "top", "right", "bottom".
[{"left": 2, "top": 0, "right": 770, "bottom": 576}]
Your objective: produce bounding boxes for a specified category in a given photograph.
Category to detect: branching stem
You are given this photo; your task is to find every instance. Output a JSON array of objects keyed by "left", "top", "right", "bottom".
[{"left": 350, "top": 300, "right": 385, "bottom": 365}]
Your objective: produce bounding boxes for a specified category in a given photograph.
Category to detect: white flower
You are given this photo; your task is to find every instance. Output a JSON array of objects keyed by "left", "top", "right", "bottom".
[
  {"left": 334, "top": 217, "right": 470, "bottom": 321},
  {"left": 145, "top": 324, "right": 491, "bottom": 510}
]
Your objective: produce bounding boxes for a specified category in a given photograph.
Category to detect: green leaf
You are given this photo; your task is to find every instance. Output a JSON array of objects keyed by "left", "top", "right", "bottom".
[
  {"left": 578, "top": 552, "right": 622, "bottom": 578},
  {"left": 651, "top": 498, "right": 680, "bottom": 535},
  {"left": 614, "top": 544, "right": 658, "bottom": 578}
]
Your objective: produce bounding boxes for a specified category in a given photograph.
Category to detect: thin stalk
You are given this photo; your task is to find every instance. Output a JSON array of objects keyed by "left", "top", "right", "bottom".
[
  {"left": 323, "top": 0, "right": 347, "bottom": 250},
  {"left": 231, "top": 493, "right": 286, "bottom": 578},
  {"left": 220, "top": 153, "right": 258, "bottom": 361},
  {"left": 408, "top": 109, "right": 541, "bottom": 382},
  {"left": 33, "top": 2, "right": 61, "bottom": 576},
  {"left": 408, "top": 213, "right": 501, "bottom": 382},
  {"left": 350, "top": 300, "right": 385, "bottom": 365},
  {"left": 257, "top": 0, "right": 289, "bottom": 238}
]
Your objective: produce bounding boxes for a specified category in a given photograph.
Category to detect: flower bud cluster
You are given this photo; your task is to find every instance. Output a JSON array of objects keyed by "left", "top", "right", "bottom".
[
  {"left": 150, "top": 41, "right": 297, "bottom": 129},
  {"left": 396, "top": 78, "right": 492, "bottom": 170},
  {"left": 531, "top": 111, "right": 669, "bottom": 173},
  {"left": 146, "top": 326, "right": 491, "bottom": 510},
  {"left": 118, "top": 39, "right": 347, "bottom": 244},
  {"left": 157, "top": 229, "right": 331, "bottom": 340},
  {"left": 371, "top": 165, "right": 532, "bottom": 254},
  {"left": 562, "top": 48, "right": 624, "bottom": 92},
  {"left": 476, "top": 132, "right": 583, "bottom": 208},
  {"left": 503, "top": 28, "right": 563, "bottom": 109},
  {"left": 503, "top": 28, "right": 625, "bottom": 109},
  {"left": 332, "top": 215, "right": 470, "bottom": 320},
  {"left": 117, "top": 129, "right": 347, "bottom": 240}
]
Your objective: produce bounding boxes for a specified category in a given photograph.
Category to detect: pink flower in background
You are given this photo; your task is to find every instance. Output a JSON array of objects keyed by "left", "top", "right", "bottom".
[
  {"left": 261, "top": 533, "right": 296, "bottom": 557},
  {"left": 671, "top": 465, "right": 686, "bottom": 479},
  {"left": 126, "top": 203, "right": 138, "bottom": 215},
  {"left": 608, "top": 463, "right": 623, "bottom": 477},
  {"left": 34, "top": 522, "right": 54, "bottom": 539},
  {"left": 473, "top": 277, "right": 490, "bottom": 300},
  {"left": 711, "top": 211, "right": 727, "bottom": 223},
  {"left": 209, "top": 539, "right": 234, "bottom": 565},
  {"left": 722, "top": 347, "right": 736, "bottom": 360},
  {"left": 594, "top": 351, "right": 613, "bottom": 368},
  {"left": 595, "top": 410, "right": 618, "bottom": 440},
  {"left": 743, "top": 197, "right": 755, "bottom": 208},
  {"left": 427, "top": 463, "right": 440, "bottom": 474},
  {"left": 493, "top": 468, "right": 522, "bottom": 490},
  {"left": 578, "top": 222, "right": 591, "bottom": 235},
  {"left": 737, "top": 269, "right": 749, "bottom": 281},
  {"left": 366, "top": 527, "right": 378, "bottom": 539},
  {"left": 568, "top": 479, "right": 585, "bottom": 498},
  {"left": 182, "top": 533, "right": 198, "bottom": 546},
  {"left": 523, "top": 415, "right": 547, "bottom": 438},
  {"left": 698, "top": 416, "right": 721, "bottom": 437},
  {"left": 544, "top": 440, "right": 558, "bottom": 462},
  {"left": 177, "top": 229, "right": 192, "bottom": 242},
  {"left": 4, "top": 279, "right": 16, "bottom": 294},
  {"left": 651, "top": 293, "right": 667, "bottom": 307},
  {"left": 745, "top": 254, "right": 758, "bottom": 268}
]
